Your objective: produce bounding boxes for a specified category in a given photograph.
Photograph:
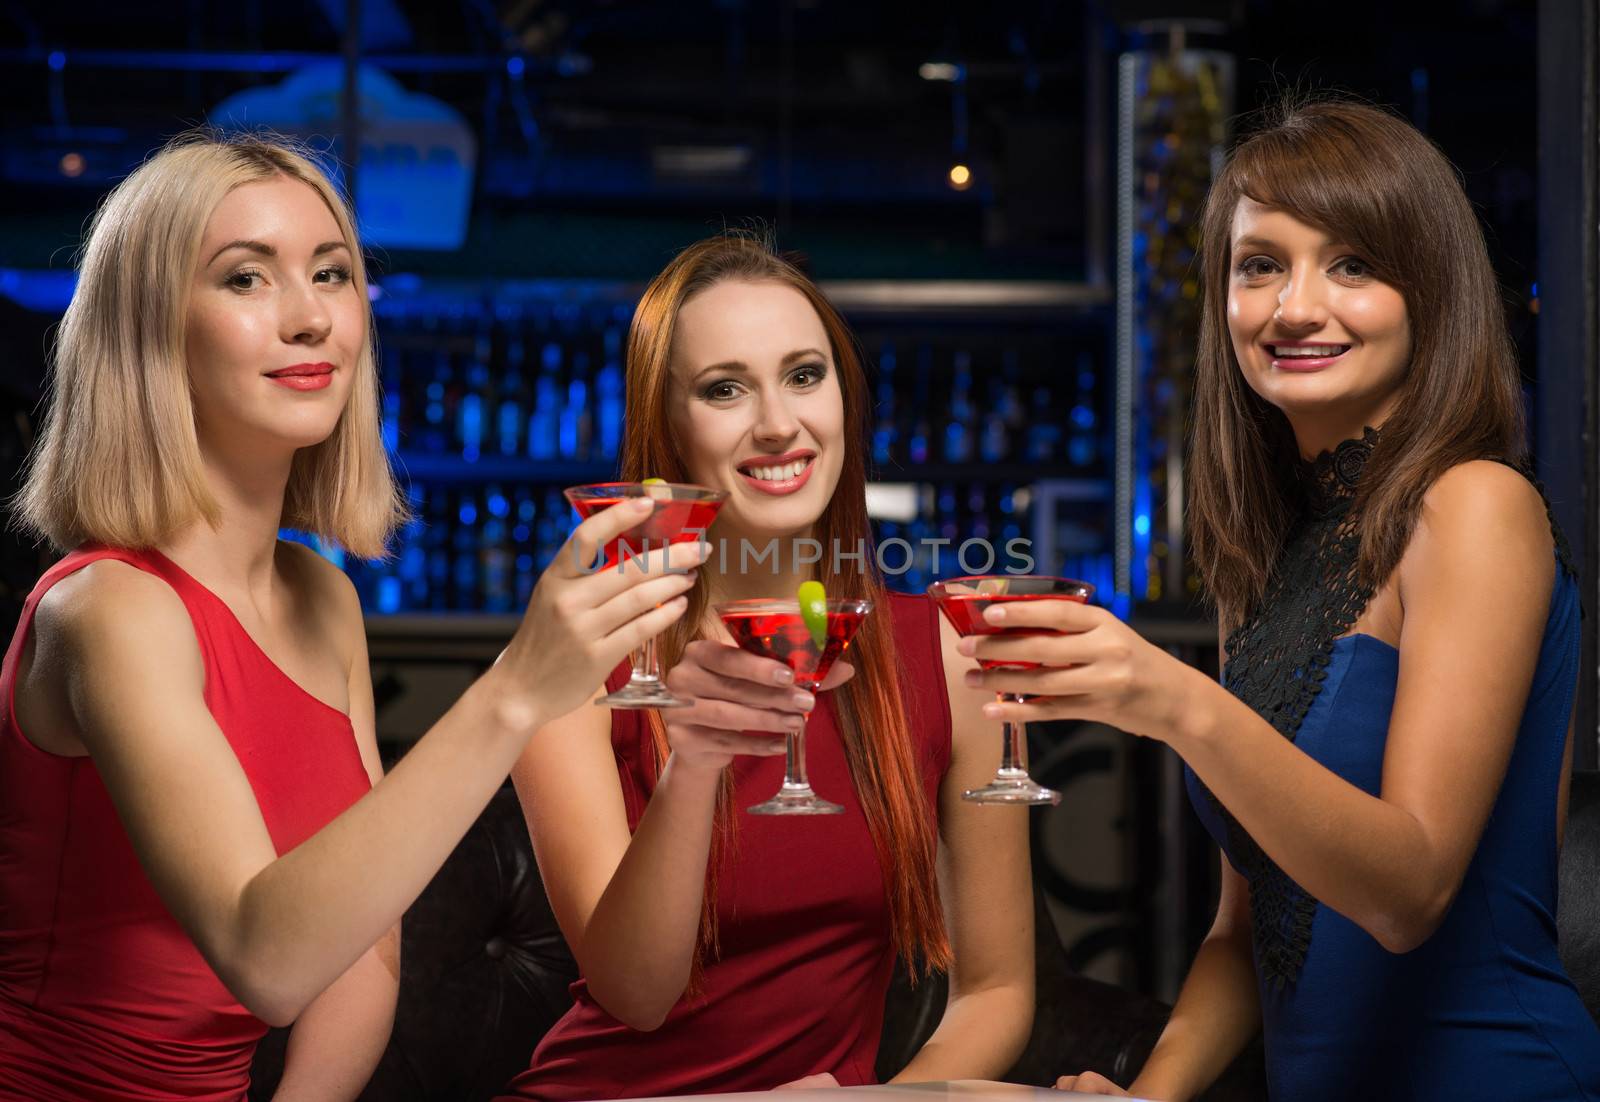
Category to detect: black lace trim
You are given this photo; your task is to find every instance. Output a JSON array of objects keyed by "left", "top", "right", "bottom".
[{"left": 1201, "top": 428, "right": 1576, "bottom": 989}]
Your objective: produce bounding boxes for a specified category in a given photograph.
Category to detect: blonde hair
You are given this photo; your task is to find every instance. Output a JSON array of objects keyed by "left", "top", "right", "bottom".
[{"left": 14, "top": 130, "right": 406, "bottom": 559}]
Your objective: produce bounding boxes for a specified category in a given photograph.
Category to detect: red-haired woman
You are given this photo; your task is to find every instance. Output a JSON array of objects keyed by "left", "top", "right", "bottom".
[
  {"left": 982, "top": 101, "right": 1600, "bottom": 1100},
  {"left": 498, "top": 235, "right": 1035, "bottom": 1099}
]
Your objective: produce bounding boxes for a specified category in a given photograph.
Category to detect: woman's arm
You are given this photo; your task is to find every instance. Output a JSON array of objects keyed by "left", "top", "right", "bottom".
[
  {"left": 271, "top": 571, "right": 398, "bottom": 1100},
  {"left": 512, "top": 639, "right": 820, "bottom": 1030},
  {"left": 890, "top": 616, "right": 1033, "bottom": 1082},
  {"left": 39, "top": 500, "right": 699, "bottom": 1026},
  {"left": 1062, "top": 858, "right": 1260, "bottom": 1100},
  {"left": 967, "top": 462, "right": 1556, "bottom": 954}
]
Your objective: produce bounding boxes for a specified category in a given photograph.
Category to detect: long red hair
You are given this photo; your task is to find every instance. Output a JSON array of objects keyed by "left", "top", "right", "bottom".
[{"left": 620, "top": 232, "right": 951, "bottom": 978}]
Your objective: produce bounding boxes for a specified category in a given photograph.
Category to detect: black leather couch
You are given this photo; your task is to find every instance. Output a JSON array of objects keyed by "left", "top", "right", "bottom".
[
  {"left": 251, "top": 787, "right": 1263, "bottom": 1100},
  {"left": 253, "top": 770, "right": 1600, "bottom": 1101},
  {"left": 1559, "top": 770, "right": 1600, "bottom": 1025}
]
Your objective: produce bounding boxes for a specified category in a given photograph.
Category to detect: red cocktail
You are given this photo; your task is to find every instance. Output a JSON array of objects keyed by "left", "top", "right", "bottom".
[
  {"left": 928, "top": 575, "right": 1094, "bottom": 805},
  {"left": 932, "top": 590, "right": 1089, "bottom": 669},
  {"left": 716, "top": 597, "right": 872, "bottom": 816},
  {"left": 565, "top": 482, "right": 728, "bottom": 709},
  {"left": 567, "top": 492, "right": 723, "bottom": 568}
]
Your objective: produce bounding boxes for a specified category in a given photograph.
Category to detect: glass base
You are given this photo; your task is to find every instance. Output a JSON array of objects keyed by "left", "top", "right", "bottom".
[
  {"left": 595, "top": 679, "right": 693, "bottom": 710},
  {"left": 747, "top": 785, "right": 845, "bottom": 816},
  {"left": 962, "top": 775, "right": 1061, "bottom": 805}
]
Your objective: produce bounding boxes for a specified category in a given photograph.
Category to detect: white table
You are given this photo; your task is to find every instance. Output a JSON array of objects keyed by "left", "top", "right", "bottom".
[{"left": 603, "top": 1080, "right": 1153, "bottom": 1102}]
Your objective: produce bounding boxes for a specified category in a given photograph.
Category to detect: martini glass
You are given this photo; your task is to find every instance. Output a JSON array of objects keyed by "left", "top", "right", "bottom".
[
  {"left": 715, "top": 596, "right": 872, "bottom": 815},
  {"left": 928, "top": 574, "right": 1095, "bottom": 805},
  {"left": 565, "top": 482, "right": 727, "bottom": 709}
]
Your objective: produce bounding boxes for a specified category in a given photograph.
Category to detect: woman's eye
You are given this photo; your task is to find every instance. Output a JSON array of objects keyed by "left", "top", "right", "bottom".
[
  {"left": 703, "top": 381, "right": 742, "bottom": 401},
  {"left": 1236, "top": 256, "right": 1278, "bottom": 279},
  {"left": 226, "top": 270, "right": 263, "bottom": 290},
  {"left": 315, "top": 265, "right": 352, "bottom": 285},
  {"left": 1333, "top": 257, "right": 1371, "bottom": 280},
  {"left": 790, "top": 364, "right": 826, "bottom": 387}
]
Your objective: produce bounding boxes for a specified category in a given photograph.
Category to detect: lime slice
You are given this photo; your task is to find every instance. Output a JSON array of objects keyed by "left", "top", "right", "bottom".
[
  {"left": 640, "top": 477, "right": 672, "bottom": 502},
  {"left": 641, "top": 477, "right": 666, "bottom": 484},
  {"left": 798, "top": 580, "right": 828, "bottom": 649}
]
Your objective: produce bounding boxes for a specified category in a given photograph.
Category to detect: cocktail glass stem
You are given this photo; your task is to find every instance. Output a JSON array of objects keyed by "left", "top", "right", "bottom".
[
  {"left": 995, "top": 693, "right": 1031, "bottom": 782},
  {"left": 959, "top": 691, "right": 1060, "bottom": 805},
  {"left": 781, "top": 715, "right": 813, "bottom": 794},
  {"left": 748, "top": 706, "right": 844, "bottom": 815}
]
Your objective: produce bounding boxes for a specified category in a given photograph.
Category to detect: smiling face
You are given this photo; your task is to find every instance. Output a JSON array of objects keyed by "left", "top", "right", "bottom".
[
  {"left": 185, "top": 174, "right": 364, "bottom": 461},
  {"left": 1227, "top": 197, "right": 1413, "bottom": 454},
  {"left": 666, "top": 278, "right": 846, "bottom": 543}
]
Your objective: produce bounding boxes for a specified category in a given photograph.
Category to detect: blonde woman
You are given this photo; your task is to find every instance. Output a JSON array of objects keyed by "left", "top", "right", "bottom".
[{"left": 0, "top": 133, "right": 699, "bottom": 1101}]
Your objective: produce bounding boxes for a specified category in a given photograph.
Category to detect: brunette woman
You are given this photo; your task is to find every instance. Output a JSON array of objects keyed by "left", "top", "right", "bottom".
[{"left": 985, "top": 100, "right": 1600, "bottom": 1100}]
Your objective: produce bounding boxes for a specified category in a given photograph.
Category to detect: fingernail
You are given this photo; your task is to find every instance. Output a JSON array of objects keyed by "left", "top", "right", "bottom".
[
  {"left": 985, "top": 605, "right": 1007, "bottom": 622},
  {"left": 791, "top": 692, "right": 815, "bottom": 710},
  {"left": 982, "top": 703, "right": 1004, "bottom": 718},
  {"left": 630, "top": 497, "right": 654, "bottom": 511},
  {"left": 768, "top": 741, "right": 787, "bottom": 754},
  {"left": 956, "top": 638, "right": 976, "bottom": 655},
  {"left": 787, "top": 715, "right": 806, "bottom": 731},
  {"left": 964, "top": 670, "right": 982, "bottom": 687},
  {"left": 697, "top": 540, "right": 713, "bottom": 561},
  {"left": 773, "top": 667, "right": 794, "bottom": 685}
]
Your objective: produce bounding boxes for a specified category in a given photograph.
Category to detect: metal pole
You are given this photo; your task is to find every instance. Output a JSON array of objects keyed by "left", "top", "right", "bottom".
[{"left": 1537, "top": 0, "right": 1598, "bottom": 770}]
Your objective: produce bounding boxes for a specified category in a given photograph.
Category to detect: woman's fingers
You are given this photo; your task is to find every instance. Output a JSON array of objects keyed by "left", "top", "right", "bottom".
[
  {"left": 965, "top": 664, "right": 1096, "bottom": 698},
  {"left": 669, "top": 641, "right": 814, "bottom": 710},
  {"left": 983, "top": 597, "right": 1106, "bottom": 632},
  {"left": 680, "top": 638, "right": 797, "bottom": 688},
  {"left": 587, "top": 566, "right": 700, "bottom": 638},
  {"left": 581, "top": 540, "right": 709, "bottom": 604},
  {"left": 960, "top": 629, "right": 1099, "bottom": 667},
  {"left": 681, "top": 696, "right": 807, "bottom": 736},
  {"left": 551, "top": 498, "right": 654, "bottom": 578},
  {"left": 676, "top": 725, "right": 788, "bottom": 756},
  {"left": 1054, "top": 1071, "right": 1129, "bottom": 1095},
  {"left": 774, "top": 1073, "right": 840, "bottom": 1090},
  {"left": 816, "top": 659, "right": 855, "bottom": 692},
  {"left": 599, "top": 595, "right": 693, "bottom": 662}
]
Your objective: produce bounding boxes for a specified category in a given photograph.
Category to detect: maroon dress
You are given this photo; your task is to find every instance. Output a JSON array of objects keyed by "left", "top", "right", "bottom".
[
  {"left": 498, "top": 591, "right": 952, "bottom": 1100},
  {"left": 0, "top": 546, "right": 373, "bottom": 1101}
]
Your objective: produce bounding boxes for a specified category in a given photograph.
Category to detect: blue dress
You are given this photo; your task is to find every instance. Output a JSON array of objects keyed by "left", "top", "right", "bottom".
[{"left": 1187, "top": 566, "right": 1600, "bottom": 1100}]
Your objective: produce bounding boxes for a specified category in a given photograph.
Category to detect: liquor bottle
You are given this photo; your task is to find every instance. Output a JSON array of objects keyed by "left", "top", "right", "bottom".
[
  {"left": 453, "top": 491, "right": 481, "bottom": 610},
  {"left": 872, "top": 345, "right": 899, "bottom": 467},
  {"left": 943, "top": 350, "right": 974, "bottom": 463},
  {"left": 421, "top": 348, "right": 454, "bottom": 455},
  {"left": 908, "top": 346, "right": 933, "bottom": 465},
  {"left": 596, "top": 326, "right": 625, "bottom": 460},
  {"left": 482, "top": 484, "right": 514, "bottom": 613},
  {"left": 1068, "top": 350, "right": 1100, "bottom": 471},
  {"left": 425, "top": 486, "right": 453, "bottom": 611},
  {"left": 529, "top": 342, "right": 562, "bottom": 461},
  {"left": 498, "top": 332, "right": 529, "bottom": 457},
  {"left": 1025, "top": 385, "right": 1063, "bottom": 465},
  {"left": 561, "top": 353, "right": 593, "bottom": 460}
]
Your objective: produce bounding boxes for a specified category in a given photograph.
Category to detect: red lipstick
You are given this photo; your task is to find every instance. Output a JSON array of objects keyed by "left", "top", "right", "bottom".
[{"left": 266, "top": 362, "right": 336, "bottom": 391}]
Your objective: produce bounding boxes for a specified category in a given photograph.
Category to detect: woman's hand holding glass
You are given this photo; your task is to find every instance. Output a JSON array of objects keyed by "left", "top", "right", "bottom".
[
  {"left": 662, "top": 640, "right": 856, "bottom": 772},
  {"left": 493, "top": 498, "right": 709, "bottom": 728},
  {"left": 956, "top": 598, "right": 1212, "bottom": 745}
]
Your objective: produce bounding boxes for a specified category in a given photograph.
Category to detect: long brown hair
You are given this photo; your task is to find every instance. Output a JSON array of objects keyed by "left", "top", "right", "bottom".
[
  {"left": 1188, "top": 98, "right": 1526, "bottom": 628},
  {"left": 621, "top": 232, "right": 951, "bottom": 978}
]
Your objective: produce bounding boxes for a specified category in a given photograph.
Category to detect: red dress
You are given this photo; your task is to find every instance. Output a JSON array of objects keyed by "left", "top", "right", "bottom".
[
  {"left": 0, "top": 546, "right": 373, "bottom": 1101},
  {"left": 498, "top": 591, "right": 952, "bottom": 1100}
]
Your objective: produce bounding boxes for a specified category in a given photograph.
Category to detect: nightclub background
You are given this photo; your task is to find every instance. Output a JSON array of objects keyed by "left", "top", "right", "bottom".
[{"left": 0, "top": 0, "right": 1590, "bottom": 1044}]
